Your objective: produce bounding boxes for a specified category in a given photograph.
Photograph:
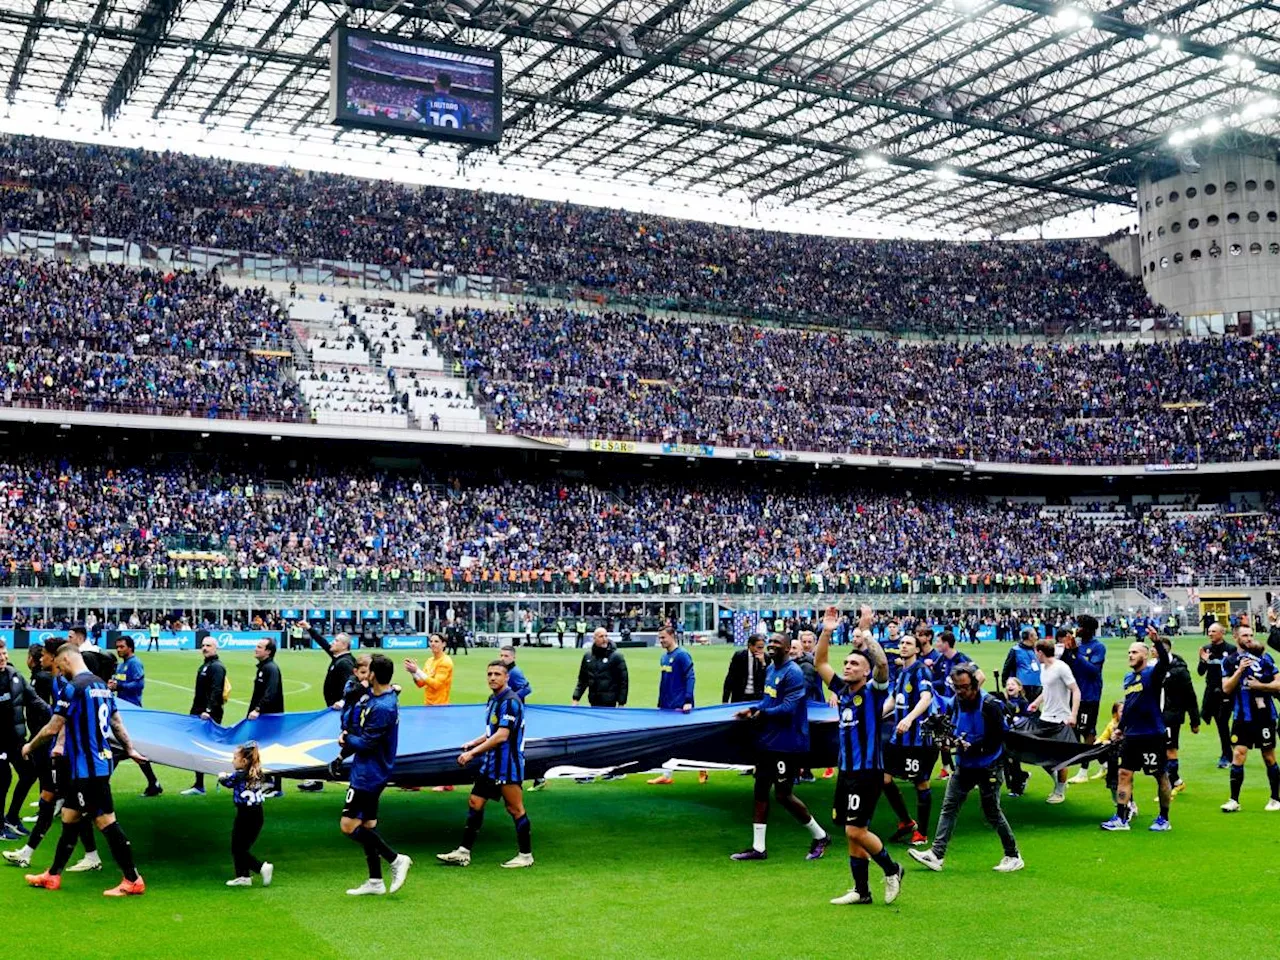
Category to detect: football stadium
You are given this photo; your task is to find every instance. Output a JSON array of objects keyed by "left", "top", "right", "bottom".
[{"left": 0, "top": 0, "right": 1278, "bottom": 956}]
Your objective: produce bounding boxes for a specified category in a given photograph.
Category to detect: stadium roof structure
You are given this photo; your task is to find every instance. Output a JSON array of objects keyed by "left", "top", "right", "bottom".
[{"left": 1, "top": 0, "right": 1277, "bottom": 233}]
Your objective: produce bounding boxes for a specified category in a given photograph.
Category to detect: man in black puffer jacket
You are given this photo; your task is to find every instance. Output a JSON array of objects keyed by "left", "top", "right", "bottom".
[
  {"left": 1, "top": 642, "right": 49, "bottom": 838},
  {"left": 1158, "top": 636, "right": 1200, "bottom": 794},
  {"left": 571, "top": 628, "right": 629, "bottom": 708}
]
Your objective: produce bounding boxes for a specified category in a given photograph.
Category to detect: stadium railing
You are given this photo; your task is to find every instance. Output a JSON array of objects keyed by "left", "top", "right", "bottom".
[
  {"left": 0, "top": 397, "right": 307, "bottom": 422},
  {"left": 0, "top": 572, "right": 1106, "bottom": 596}
]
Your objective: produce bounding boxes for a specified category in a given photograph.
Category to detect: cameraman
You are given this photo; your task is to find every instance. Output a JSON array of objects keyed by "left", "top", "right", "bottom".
[{"left": 909, "top": 663, "right": 1023, "bottom": 874}]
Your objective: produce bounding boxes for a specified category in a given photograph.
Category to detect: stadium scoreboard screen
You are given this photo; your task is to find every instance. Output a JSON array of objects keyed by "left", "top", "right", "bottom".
[{"left": 329, "top": 28, "right": 502, "bottom": 146}]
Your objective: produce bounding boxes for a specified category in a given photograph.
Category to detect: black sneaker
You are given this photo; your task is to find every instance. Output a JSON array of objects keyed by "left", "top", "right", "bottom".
[
  {"left": 4, "top": 819, "right": 30, "bottom": 837},
  {"left": 141, "top": 784, "right": 164, "bottom": 798},
  {"left": 297, "top": 780, "right": 325, "bottom": 793}
]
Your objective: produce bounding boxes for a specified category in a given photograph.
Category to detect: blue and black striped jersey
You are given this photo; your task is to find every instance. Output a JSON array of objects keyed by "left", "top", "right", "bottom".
[
  {"left": 55, "top": 671, "right": 116, "bottom": 779},
  {"left": 890, "top": 660, "right": 934, "bottom": 747},
  {"left": 480, "top": 686, "right": 525, "bottom": 783},
  {"left": 1225, "top": 652, "right": 1278, "bottom": 723},
  {"left": 829, "top": 676, "right": 888, "bottom": 773}
]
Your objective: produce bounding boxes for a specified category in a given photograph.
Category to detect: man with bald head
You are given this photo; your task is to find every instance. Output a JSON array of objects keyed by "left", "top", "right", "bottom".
[
  {"left": 182, "top": 636, "right": 228, "bottom": 796},
  {"left": 299, "top": 628, "right": 358, "bottom": 793},
  {"left": 572, "top": 628, "right": 628, "bottom": 709},
  {"left": 1199, "top": 621, "right": 1233, "bottom": 768},
  {"left": 1101, "top": 628, "right": 1172, "bottom": 832},
  {"left": 570, "top": 627, "right": 629, "bottom": 782}
]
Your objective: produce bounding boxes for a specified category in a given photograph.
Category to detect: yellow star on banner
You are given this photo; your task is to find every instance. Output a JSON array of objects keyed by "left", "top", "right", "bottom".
[{"left": 189, "top": 738, "right": 337, "bottom": 769}]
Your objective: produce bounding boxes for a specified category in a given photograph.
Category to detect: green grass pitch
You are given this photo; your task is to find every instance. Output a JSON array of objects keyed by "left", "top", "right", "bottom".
[{"left": 3, "top": 638, "right": 1277, "bottom": 959}]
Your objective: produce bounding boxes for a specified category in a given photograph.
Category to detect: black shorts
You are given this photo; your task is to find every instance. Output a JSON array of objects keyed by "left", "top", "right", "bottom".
[
  {"left": 1231, "top": 718, "right": 1278, "bottom": 751},
  {"left": 885, "top": 744, "right": 939, "bottom": 783},
  {"left": 1165, "top": 721, "right": 1182, "bottom": 751},
  {"left": 1120, "top": 734, "right": 1167, "bottom": 775},
  {"left": 51, "top": 756, "right": 71, "bottom": 799},
  {"left": 1077, "top": 701, "right": 1101, "bottom": 739},
  {"left": 754, "top": 752, "right": 800, "bottom": 800},
  {"left": 33, "top": 751, "right": 54, "bottom": 794},
  {"left": 342, "top": 784, "right": 384, "bottom": 822},
  {"left": 63, "top": 777, "right": 114, "bottom": 818},
  {"left": 471, "top": 775, "right": 521, "bottom": 801},
  {"left": 832, "top": 770, "right": 882, "bottom": 828}
]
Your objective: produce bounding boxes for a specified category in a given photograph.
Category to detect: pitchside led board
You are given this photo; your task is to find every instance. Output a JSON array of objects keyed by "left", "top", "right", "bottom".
[{"left": 328, "top": 27, "right": 503, "bottom": 146}]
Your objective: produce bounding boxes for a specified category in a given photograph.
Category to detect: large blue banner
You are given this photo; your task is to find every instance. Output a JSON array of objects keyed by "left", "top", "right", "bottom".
[{"left": 117, "top": 700, "right": 840, "bottom": 787}]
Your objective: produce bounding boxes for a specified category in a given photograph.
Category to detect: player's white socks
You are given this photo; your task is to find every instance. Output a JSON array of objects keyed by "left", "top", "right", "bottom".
[
  {"left": 752, "top": 823, "right": 767, "bottom": 852},
  {"left": 803, "top": 818, "right": 826, "bottom": 840}
]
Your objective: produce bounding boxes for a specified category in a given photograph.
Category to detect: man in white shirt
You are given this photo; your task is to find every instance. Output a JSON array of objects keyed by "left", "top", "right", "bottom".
[{"left": 1029, "top": 637, "right": 1081, "bottom": 805}]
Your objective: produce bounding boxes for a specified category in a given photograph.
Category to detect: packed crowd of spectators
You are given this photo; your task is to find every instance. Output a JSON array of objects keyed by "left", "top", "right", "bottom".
[
  {"left": 434, "top": 305, "right": 1280, "bottom": 464},
  {"left": 0, "top": 456, "right": 1275, "bottom": 591},
  {"left": 0, "top": 257, "right": 303, "bottom": 419},
  {"left": 348, "top": 37, "right": 497, "bottom": 94},
  {"left": 0, "top": 133, "right": 1160, "bottom": 333}
]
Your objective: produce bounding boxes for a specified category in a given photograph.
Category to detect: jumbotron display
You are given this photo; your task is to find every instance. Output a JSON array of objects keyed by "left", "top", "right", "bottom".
[{"left": 329, "top": 28, "right": 502, "bottom": 145}]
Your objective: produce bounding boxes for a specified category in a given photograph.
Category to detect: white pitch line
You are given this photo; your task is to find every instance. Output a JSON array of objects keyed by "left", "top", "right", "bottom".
[{"left": 145, "top": 677, "right": 251, "bottom": 708}]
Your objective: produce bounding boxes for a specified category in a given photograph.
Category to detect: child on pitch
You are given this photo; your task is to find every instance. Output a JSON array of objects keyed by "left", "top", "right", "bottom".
[
  {"left": 221, "top": 742, "right": 274, "bottom": 887},
  {"left": 997, "top": 678, "right": 1031, "bottom": 797}
]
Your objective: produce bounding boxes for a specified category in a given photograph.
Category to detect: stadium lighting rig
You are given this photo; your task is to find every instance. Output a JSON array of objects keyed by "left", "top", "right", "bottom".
[
  {"left": 1167, "top": 96, "right": 1280, "bottom": 146},
  {"left": 1052, "top": 7, "right": 1092, "bottom": 32}
]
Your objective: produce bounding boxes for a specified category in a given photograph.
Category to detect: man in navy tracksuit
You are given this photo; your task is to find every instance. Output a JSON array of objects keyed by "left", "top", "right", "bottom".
[
  {"left": 339, "top": 654, "right": 412, "bottom": 896},
  {"left": 648, "top": 627, "right": 697, "bottom": 786},
  {"left": 909, "top": 663, "right": 1023, "bottom": 874},
  {"left": 1062, "top": 615, "right": 1106, "bottom": 783},
  {"left": 731, "top": 633, "right": 830, "bottom": 861},
  {"left": 110, "top": 636, "right": 163, "bottom": 796}
]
